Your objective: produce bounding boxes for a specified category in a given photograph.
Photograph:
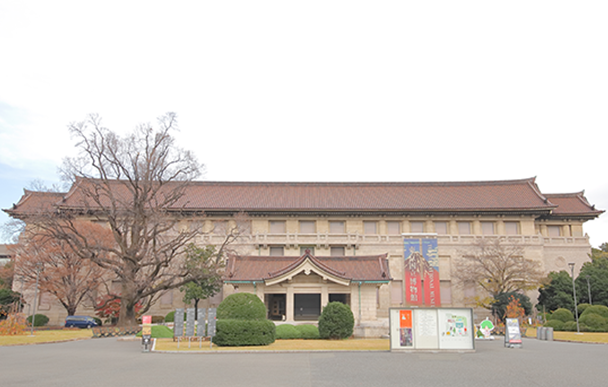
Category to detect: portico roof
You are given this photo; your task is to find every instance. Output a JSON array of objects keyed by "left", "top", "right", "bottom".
[{"left": 224, "top": 252, "right": 391, "bottom": 285}]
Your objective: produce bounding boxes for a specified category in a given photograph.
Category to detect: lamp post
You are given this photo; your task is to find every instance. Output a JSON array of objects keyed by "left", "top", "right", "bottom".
[
  {"left": 586, "top": 275, "right": 592, "bottom": 305},
  {"left": 568, "top": 263, "right": 580, "bottom": 334}
]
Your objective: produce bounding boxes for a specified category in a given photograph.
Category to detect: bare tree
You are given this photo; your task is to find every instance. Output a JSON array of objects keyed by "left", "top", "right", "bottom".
[
  {"left": 14, "top": 113, "right": 243, "bottom": 326},
  {"left": 455, "top": 238, "right": 544, "bottom": 308},
  {"left": 12, "top": 222, "right": 110, "bottom": 316}
]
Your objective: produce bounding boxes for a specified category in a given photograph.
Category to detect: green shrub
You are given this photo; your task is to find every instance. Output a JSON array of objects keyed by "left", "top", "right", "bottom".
[
  {"left": 27, "top": 314, "right": 49, "bottom": 327},
  {"left": 151, "top": 315, "right": 165, "bottom": 324},
  {"left": 214, "top": 319, "right": 276, "bottom": 346},
  {"left": 93, "top": 317, "right": 102, "bottom": 326},
  {"left": 217, "top": 293, "right": 266, "bottom": 320},
  {"left": 544, "top": 320, "right": 565, "bottom": 331},
  {"left": 550, "top": 308, "right": 574, "bottom": 323},
  {"left": 276, "top": 324, "right": 300, "bottom": 339},
  {"left": 295, "top": 324, "right": 320, "bottom": 339},
  {"left": 318, "top": 302, "right": 354, "bottom": 339},
  {"left": 577, "top": 303, "right": 590, "bottom": 316},
  {"left": 579, "top": 313, "right": 608, "bottom": 331},
  {"left": 561, "top": 321, "right": 588, "bottom": 332},
  {"left": 580, "top": 305, "right": 608, "bottom": 319},
  {"left": 164, "top": 311, "right": 187, "bottom": 323}
]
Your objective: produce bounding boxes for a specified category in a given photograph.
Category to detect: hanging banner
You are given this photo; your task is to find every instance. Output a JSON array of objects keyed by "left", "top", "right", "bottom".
[{"left": 404, "top": 236, "right": 441, "bottom": 306}]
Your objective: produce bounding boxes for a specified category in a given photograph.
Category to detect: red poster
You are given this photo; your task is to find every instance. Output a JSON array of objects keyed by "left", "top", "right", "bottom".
[
  {"left": 399, "top": 310, "right": 412, "bottom": 328},
  {"left": 142, "top": 315, "right": 152, "bottom": 325},
  {"left": 405, "top": 271, "right": 422, "bottom": 306},
  {"left": 423, "top": 270, "right": 441, "bottom": 306}
]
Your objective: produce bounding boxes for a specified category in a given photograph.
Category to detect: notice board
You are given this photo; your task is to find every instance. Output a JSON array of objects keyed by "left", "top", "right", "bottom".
[{"left": 390, "top": 308, "right": 475, "bottom": 351}]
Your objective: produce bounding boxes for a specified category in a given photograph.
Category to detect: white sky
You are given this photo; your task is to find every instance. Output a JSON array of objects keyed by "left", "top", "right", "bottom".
[{"left": 1, "top": 1, "right": 607, "bottom": 247}]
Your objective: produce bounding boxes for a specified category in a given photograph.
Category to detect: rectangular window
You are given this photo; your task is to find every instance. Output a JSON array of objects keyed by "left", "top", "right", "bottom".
[
  {"left": 213, "top": 221, "right": 227, "bottom": 234},
  {"left": 410, "top": 221, "right": 424, "bottom": 233},
  {"left": 481, "top": 222, "right": 495, "bottom": 235},
  {"left": 329, "top": 221, "right": 345, "bottom": 233},
  {"left": 269, "top": 221, "right": 286, "bottom": 233},
  {"left": 269, "top": 246, "right": 284, "bottom": 256},
  {"left": 504, "top": 221, "right": 519, "bottom": 235},
  {"left": 330, "top": 246, "right": 345, "bottom": 256},
  {"left": 391, "top": 280, "right": 403, "bottom": 305},
  {"left": 547, "top": 225, "right": 561, "bottom": 237},
  {"left": 299, "top": 221, "right": 316, "bottom": 233},
  {"left": 386, "top": 221, "right": 401, "bottom": 234},
  {"left": 458, "top": 222, "right": 471, "bottom": 235},
  {"left": 363, "top": 221, "right": 377, "bottom": 234},
  {"left": 440, "top": 281, "right": 452, "bottom": 305},
  {"left": 434, "top": 222, "right": 448, "bottom": 235},
  {"left": 300, "top": 246, "right": 315, "bottom": 255}
]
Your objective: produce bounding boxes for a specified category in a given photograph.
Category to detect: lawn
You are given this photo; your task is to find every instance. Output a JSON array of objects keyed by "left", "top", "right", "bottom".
[
  {"left": 153, "top": 338, "right": 391, "bottom": 352},
  {"left": 0, "top": 329, "right": 92, "bottom": 346}
]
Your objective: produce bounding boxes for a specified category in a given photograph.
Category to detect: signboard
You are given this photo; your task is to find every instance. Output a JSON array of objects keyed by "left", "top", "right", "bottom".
[
  {"left": 504, "top": 318, "right": 522, "bottom": 348},
  {"left": 207, "top": 308, "right": 217, "bottom": 338},
  {"left": 174, "top": 308, "right": 184, "bottom": 337},
  {"left": 404, "top": 236, "right": 441, "bottom": 306},
  {"left": 196, "top": 308, "right": 207, "bottom": 337},
  {"left": 390, "top": 308, "right": 474, "bottom": 352},
  {"left": 141, "top": 315, "right": 152, "bottom": 352},
  {"left": 185, "top": 308, "right": 195, "bottom": 337}
]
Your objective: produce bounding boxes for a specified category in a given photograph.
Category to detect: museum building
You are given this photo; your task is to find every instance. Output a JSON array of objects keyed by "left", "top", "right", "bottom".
[{"left": 5, "top": 177, "right": 602, "bottom": 337}]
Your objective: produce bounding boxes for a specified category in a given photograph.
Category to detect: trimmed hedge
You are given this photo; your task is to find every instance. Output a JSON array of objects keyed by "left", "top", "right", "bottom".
[
  {"left": 214, "top": 319, "right": 276, "bottom": 346},
  {"left": 27, "top": 314, "right": 49, "bottom": 327},
  {"left": 550, "top": 308, "right": 574, "bottom": 323},
  {"left": 217, "top": 293, "right": 266, "bottom": 320},
  {"left": 318, "top": 302, "right": 354, "bottom": 340},
  {"left": 544, "top": 320, "right": 564, "bottom": 331},
  {"left": 151, "top": 315, "right": 165, "bottom": 324},
  {"left": 581, "top": 305, "right": 608, "bottom": 319},
  {"left": 164, "top": 311, "right": 187, "bottom": 323},
  {"left": 276, "top": 324, "right": 300, "bottom": 339},
  {"left": 295, "top": 324, "right": 320, "bottom": 339},
  {"left": 579, "top": 313, "right": 608, "bottom": 332}
]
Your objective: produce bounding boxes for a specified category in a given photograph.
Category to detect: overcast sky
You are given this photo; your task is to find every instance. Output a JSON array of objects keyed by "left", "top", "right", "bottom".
[{"left": 1, "top": 1, "right": 607, "bottom": 247}]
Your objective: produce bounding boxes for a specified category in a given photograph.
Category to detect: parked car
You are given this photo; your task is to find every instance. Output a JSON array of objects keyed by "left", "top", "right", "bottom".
[{"left": 65, "top": 315, "right": 98, "bottom": 329}]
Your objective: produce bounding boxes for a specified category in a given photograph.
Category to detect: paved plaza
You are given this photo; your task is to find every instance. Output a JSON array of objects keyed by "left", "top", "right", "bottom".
[{"left": 1, "top": 338, "right": 606, "bottom": 387}]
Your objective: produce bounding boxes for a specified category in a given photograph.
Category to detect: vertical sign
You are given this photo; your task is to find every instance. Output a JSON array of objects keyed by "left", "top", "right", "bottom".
[
  {"left": 404, "top": 237, "right": 441, "bottom": 306},
  {"left": 207, "top": 308, "right": 217, "bottom": 337},
  {"left": 185, "top": 308, "right": 195, "bottom": 337},
  {"left": 505, "top": 318, "right": 522, "bottom": 348},
  {"left": 399, "top": 309, "right": 413, "bottom": 347},
  {"left": 174, "top": 308, "right": 184, "bottom": 337},
  {"left": 196, "top": 308, "right": 207, "bottom": 337}
]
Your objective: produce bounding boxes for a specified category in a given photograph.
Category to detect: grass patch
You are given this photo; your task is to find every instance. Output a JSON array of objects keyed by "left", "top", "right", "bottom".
[
  {"left": 136, "top": 325, "right": 174, "bottom": 338},
  {"left": 0, "top": 329, "right": 92, "bottom": 346},
  {"left": 154, "top": 338, "right": 390, "bottom": 352}
]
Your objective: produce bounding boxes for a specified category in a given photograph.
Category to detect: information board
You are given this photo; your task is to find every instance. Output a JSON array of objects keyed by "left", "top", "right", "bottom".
[
  {"left": 390, "top": 308, "right": 474, "bottom": 351},
  {"left": 185, "top": 308, "right": 195, "bottom": 337},
  {"left": 174, "top": 308, "right": 184, "bottom": 337},
  {"left": 196, "top": 308, "right": 207, "bottom": 337},
  {"left": 207, "top": 308, "right": 217, "bottom": 338},
  {"left": 504, "top": 318, "right": 522, "bottom": 347}
]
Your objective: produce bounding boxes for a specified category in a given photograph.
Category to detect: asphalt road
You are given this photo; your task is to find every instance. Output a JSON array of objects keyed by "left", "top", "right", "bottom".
[{"left": 1, "top": 338, "right": 606, "bottom": 387}]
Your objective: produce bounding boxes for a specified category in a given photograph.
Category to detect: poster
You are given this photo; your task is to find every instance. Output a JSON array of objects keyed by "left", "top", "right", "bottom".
[
  {"left": 399, "top": 310, "right": 413, "bottom": 347},
  {"left": 437, "top": 309, "right": 474, "bottom": 350},
  {"left": 404, "top": 237, "right": 441, "bottom": 306}
]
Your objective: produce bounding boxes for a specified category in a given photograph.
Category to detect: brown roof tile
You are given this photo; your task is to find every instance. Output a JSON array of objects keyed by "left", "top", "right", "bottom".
[
  {"left": 545, "top": 193, "right": 604, "bottom": 216},
  {"left": 225, "top": 253, "right": 390, "bottom": 282}
]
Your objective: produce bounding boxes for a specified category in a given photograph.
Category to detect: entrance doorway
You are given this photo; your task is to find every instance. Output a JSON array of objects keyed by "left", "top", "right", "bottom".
[
  {"left": 294, "top": 294, "right": 321, "bottom": 320},
  {"left": 266, "top": 294, "right": 286, "bottom": 321}
]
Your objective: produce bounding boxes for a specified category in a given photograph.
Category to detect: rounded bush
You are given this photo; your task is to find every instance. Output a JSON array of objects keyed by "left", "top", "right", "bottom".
[
  {"left": 295, "top": 324, "right": 320, "bottom": 339},
  {"left": 164, "top": 311, "right": 186, "bottom": 323},
  {"left": 27, "top": 314, "right": 49, "bottom": 327},
  {"left": 562, "top": 321, "right": 588, "bottom": 332},
  {"left": 217, "top": 293, "right": 266, "bottom": 320},
  {"left": 577, "top": 303, "right": 590, "bottom": 316},
  {"left": 318, "top": 302, "right": 355, "bottom": 340},
  {"left": 544, "top": 320, "right": 565, "bottom": 331},
  {"left": 579, "top": 313, "right": 608, "bottom": 331},
  {"left": 276, "top": 324, "right": 300, "bottom": 339},
  {"left": 580, "top": 305, "right": 608, "bottom": 319},
  {"left": 93, "top": 317, "right": 102, "bottom": 326},
  {"left": 550, "top": 308, "right": 574, "bottom": 323},
  {"left": 214, "top": 319, "right": 276, "bottom": 346}
]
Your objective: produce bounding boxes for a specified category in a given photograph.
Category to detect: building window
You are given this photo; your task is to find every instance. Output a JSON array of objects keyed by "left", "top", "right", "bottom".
[
  {"left": 269, "top": 221, "right": 286, "bottom": 233},
  {"left": 410, "top": 221, "right": 424, "bottom": 233},
  {"left": 363, "top": 221, "right": 377, "bottom": 234},
  {"left": 299, "top": 221, "right": 316, "bottom": 233},
  {"left": 547, "top": 225, "right": 561, "bottom": 237},
  {"left": 504, "top": 221, "right": 519, "bottom": 235},
  {"left": 213, "top": 221, "right": 227, "bottom": 234},
  {"left": 269, "top": 246, "right": 284, "bottom": 256},
  {"left": 330, "top": 246, "right": 345, "bottom": 256},
  {"left": 329, "top": 221, "right": 345, "bottom": 233},
  {"left": 458, "top": 222, "right": 471, "bottom": 235},
  {"left": 481, "top": 222, "right": 495, "bottom": 235},
  {"left": 300, "top": 246, "right": 315, "bottom": 255},
  {"left": 434, "top": 222, "right": 448, "bottom": 235},
  {"left": 387, "top": 221, "right": 401, "bottom": 234}
]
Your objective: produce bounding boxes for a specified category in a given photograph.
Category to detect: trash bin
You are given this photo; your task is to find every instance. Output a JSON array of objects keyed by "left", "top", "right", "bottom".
[
  {"left": 546, "top": 327, "right": 553, "bottom": 341},
  {"left": 536, "top": 327, "right": 543, "bottom": 340}
]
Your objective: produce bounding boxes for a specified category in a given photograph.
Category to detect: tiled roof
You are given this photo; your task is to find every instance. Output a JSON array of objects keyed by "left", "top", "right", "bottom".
[
  {"left": 545, "top": 193, "right": 604, "bottom": 216},
  {"left": 4, "top": 177, "right": 602, "bottom": 217},
  {"left": 224, "top": 253, "right": 390, "bottom": 282}
]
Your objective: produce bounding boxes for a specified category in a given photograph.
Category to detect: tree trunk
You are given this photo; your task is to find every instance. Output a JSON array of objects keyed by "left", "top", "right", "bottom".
[{"left": 194, "top": 298, "right": 199, "bottom": 320}]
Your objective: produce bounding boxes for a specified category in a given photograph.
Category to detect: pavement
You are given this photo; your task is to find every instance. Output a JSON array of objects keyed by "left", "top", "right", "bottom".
[{"left": 0, "top": 337, "right": 606, "bottom": 387}]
